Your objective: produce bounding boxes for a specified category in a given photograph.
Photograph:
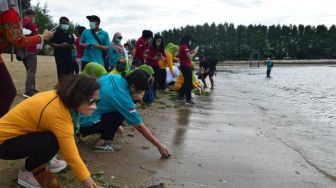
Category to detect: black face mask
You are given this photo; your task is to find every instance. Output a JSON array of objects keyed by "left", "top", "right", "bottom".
[
  {"left": 19, "top": 0, "right": 31, "bottom": 10},
  {"left": 116, "top": 63, "right": 126, "bottom": 72}
]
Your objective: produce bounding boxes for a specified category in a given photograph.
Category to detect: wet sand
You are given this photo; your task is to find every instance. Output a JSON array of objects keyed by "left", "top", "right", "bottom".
[{"left": 0, "top": 54, "right": 336, "bottom": 187}]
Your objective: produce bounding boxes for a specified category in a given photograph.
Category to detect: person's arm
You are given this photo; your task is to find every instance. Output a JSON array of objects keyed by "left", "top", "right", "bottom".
[
  {"left": 166, "top": 52, "right": 175, "bottom": 76},
  {"left": 51, "top": 42, "right": 70, "bottom": 49},
  {"left": 93, "top": 32, "right": 110, "bottom": 51},
  {"left": 189, "top": 49, "right": 198, "bottom": 59},
  {"left": 134, "top": 123, "right": 170, "bottom": 158},
  {"left": 93, "top": 44, "right": 109, "bottom": 51},
  {"left": 2, "top": 9, "right": 52, "bottom": 48},
  {"left": 49, "top": 114, "right": 99, "bottom": 187}
]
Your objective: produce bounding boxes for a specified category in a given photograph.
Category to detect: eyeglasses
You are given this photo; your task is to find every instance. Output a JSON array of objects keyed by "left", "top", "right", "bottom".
[
  {"left": 117, "top": 36, "right": 122, "bottom": 40},
  {"left": 88, "top": 98, "right": 100, "bottom": 106}
]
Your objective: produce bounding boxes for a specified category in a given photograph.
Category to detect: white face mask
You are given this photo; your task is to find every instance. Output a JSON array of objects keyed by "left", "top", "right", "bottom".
[
  {"left": 89, "top": 22, "right": 96, "bottom": 29},
  {"left": 60, "top": 24, "right": 69, "bottom": 31}
]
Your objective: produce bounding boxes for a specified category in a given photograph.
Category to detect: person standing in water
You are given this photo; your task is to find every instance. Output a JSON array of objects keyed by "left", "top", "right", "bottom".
[{"left": 265, "top": 57, "right": 273, "bottom": 78}]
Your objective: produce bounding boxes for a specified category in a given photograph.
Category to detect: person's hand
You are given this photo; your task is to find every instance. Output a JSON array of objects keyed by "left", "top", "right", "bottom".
[
  {"left": 82, "top": 177, "right": 102, "bottom": 188},
  {"left": 41, "top": 29, "right": 53, "bottom": 41},
  {"left": 156, "top": 142, "right": 170, "bottom": 158},
  {"left": 93, "top": 44, "right": 100, "bottom": 49},
  {"left": 82, "top": 43, "right": 91, "bottom": 49},
  {"left": 61, "top": 42, "right": 69, "bottom": 48}
]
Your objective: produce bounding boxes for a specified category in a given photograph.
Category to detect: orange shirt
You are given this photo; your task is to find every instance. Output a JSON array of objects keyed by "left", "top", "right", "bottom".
[{"left": 0, "top": 90, "right": 90, "bottom": 181}]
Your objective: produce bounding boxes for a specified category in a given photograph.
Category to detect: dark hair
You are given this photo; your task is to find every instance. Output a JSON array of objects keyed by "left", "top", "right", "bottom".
[
  {"left": 24, "top": 9, "right": 35, "bottom": 16},
  {"left": 151, "top": 34, "right": 165, "bottom": 53},
  {"left": 56, "top": 75, "right": 100, "bottom": 108},
  {"left": 77, "top": 26, "right": 86, "bottom": 35},
  {"left": 180, "top": 34, "right": 193, "bottom": 49},
  {"left": 132, "top": 59, "right": 143, "bottom": 67},
  {"left": 125, "top": 69, "right": 150, "bottom": 91},
  {"left": 59, "top": 16, "right": 69, "bottom": 24},
  {"left": 142, "top": 30, "right": 153, "bottom": 40}
]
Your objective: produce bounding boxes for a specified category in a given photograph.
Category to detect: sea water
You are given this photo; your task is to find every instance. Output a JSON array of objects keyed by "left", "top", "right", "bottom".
[{"left": 217, "top": 65, "right": 336, "bottom": 178}]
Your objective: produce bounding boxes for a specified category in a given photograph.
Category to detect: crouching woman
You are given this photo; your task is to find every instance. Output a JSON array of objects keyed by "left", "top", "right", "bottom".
[{"left": 0, "top": 75, "right": 102, "bottom": 188}]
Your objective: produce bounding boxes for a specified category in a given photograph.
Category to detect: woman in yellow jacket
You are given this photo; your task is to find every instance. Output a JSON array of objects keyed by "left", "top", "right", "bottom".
[
  {"left": 158, "top": 43, "right": 179, "bottom": 90},
  {"left": 173, "top": 61, "right": 201, "bottom": 92},
  {"left": 0, "top": 75, "right": 102, "bottom": 188}
]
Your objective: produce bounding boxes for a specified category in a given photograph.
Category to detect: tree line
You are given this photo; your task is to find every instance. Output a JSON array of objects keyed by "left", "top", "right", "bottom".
[{"left": 160, "top": 23, "right": 336, "bottom": 61}]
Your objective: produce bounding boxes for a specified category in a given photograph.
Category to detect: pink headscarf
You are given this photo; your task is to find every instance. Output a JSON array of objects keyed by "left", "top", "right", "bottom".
[{"left": 111, "top": 32, "right": 124, "bottom": 55}]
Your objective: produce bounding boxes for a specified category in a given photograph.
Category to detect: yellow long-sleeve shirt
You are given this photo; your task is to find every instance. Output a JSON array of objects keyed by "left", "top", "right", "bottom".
[
  {"left": 0, "top": 90, "right": 90, "bottom": 182},
  {"left": 159, "top": 51, "right": 175, "bottom": 74}
]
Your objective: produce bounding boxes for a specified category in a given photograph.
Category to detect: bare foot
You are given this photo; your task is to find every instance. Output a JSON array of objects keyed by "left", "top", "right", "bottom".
[{"left": 117, "top": 127, "right": 125, "bottom": 136}]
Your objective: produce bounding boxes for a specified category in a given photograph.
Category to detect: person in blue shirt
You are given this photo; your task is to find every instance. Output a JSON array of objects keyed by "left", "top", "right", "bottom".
[
  {"left": 80, "top": 15, "right": 110, "bottom": 70},
  {"left": 265, "top": 57, "right": 273, "bottom": 78},
  {"left": 79, "top": 70, "right": 170, "bottom": 158}
]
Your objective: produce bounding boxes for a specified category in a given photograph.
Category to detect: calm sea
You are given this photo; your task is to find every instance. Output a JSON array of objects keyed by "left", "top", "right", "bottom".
[{"left": 218, "top": 65, "right": 336, "bottom": 178}]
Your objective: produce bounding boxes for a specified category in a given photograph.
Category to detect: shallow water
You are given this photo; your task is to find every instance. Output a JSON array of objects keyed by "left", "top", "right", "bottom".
[{"left": 216, "top": 65, "right": 336, "bottom": 178}]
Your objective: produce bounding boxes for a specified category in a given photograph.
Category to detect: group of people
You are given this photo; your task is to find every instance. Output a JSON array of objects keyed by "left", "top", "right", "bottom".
[{"left": 0, "top": 0, "right": 222, "bottom": 187}]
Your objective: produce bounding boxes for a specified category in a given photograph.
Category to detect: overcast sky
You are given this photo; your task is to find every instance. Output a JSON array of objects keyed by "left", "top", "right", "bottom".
[{"left": 31, "top": 0, "right": 336, "bottom": 41}]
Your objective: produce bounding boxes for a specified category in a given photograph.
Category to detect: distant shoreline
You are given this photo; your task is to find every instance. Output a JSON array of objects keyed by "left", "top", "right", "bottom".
[{"left": 218, "top": 59, "right": 336, "bottom": 65}]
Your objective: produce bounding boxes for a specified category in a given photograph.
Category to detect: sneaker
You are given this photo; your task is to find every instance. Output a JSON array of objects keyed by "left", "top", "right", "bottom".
[
  {"left": 48, "top": 156, "right": 67, "bottom": 173},
  {"left": 18, "top": 168, "right": 41, "bottom": 188},
  {"left": 185, "top": 100, "right": 195, "bottom": 105},
  {"left": 33, "top": 89, "right": 39, "bottom": 93},
  {"left": 94, "top": 141, "right": 122, "bottom": 152},
  {"left": 23, "top": 93, "right": 34, "bottom": 98}
]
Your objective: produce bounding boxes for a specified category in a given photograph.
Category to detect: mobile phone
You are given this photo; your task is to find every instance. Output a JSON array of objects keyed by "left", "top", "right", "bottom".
[{"left": 50, "top": 24, "right": 59, "bottom": 32}]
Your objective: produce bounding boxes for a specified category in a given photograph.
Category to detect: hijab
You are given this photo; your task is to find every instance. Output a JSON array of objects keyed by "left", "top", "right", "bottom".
[
  {"left": 165, "top": 43, "right": 179, "bottom": 55},
  {"left": 111, "top": 32, "right": 124, "bottom": 55}
]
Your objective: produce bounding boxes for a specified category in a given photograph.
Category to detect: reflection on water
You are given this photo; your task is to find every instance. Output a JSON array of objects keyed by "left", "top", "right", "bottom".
[
  {"left": 173, "top": 107, "right": 192, "bottom": 146},
  {"left": 176, "top": 108, "right": 192, "bottom": 125}
]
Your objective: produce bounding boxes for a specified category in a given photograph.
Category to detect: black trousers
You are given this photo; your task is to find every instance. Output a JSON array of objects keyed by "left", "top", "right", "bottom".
[
  {"left": 0, "top": 132, "right": 59, "bottom": 171},
  {"left": 178, "top": 66, "right": 193, "bottom": 101},
  {"left": 0, "top": 63, "right": 17, "bottom": 117},
  {"left": 152, "top": 66, "right": 160, "bottom": 90},
  {"left": 158, "top": 68, "right": 167, "bottom": 90},
  {"left": 80, "top": 112, "right": 125, "bottom": 141},
  {"left": 55, "top": 57, "right": 74, "bottom": 82},
  {"left": 267, "top": 69, "right": 272, "bottom": 77}
]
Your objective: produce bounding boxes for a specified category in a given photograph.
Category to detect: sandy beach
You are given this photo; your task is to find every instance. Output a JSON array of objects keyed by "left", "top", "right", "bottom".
[{"left": 0, "top": 54, "right": 335, "bottom": 188}]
